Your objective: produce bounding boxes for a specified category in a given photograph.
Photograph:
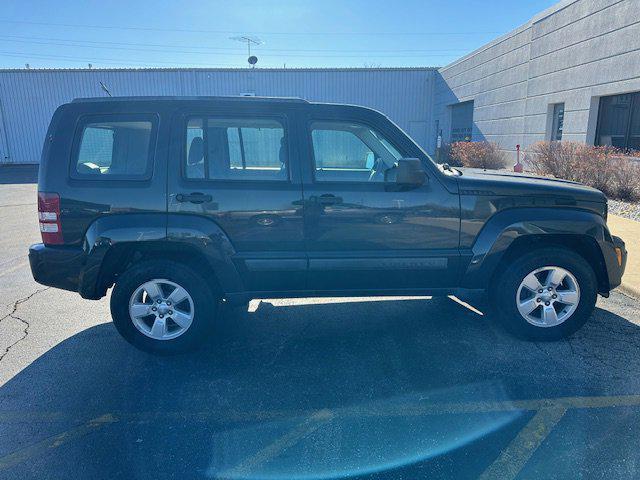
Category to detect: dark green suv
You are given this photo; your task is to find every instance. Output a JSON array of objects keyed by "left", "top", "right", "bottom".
[{"left": 29, "top": 96, "right": 627, "bottom": 354}]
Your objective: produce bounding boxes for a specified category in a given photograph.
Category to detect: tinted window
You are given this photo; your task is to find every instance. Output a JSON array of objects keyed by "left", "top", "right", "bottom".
[
  {"left": 551, "top": 103, "right": 564, "bottom": 141},
  {"left": 74, "top": 117, "right": 154, "bottom": 178},
  {"left": 184, "top": 117, "right": 287, "bottom": 180},
  {"left": 597, "top": 92, "right": 640, "bottom": 151},
  {"left": 311, "top": 121, "right": 403, "bottom": 182}
]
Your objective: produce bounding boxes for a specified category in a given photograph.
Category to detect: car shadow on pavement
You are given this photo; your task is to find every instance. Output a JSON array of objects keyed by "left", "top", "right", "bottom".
[{"left": 1, "top": 295, "right": 640, "bottom": 479}]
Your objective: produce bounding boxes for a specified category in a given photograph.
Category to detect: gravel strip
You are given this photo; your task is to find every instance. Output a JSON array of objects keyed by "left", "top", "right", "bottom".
[{"left": 608, "top": 199, "right": 640, "bottom": 222}]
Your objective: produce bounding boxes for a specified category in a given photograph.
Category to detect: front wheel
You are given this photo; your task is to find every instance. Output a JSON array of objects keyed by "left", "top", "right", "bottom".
[
  {"left": 492, "top": 247, "right": 598, "bottom": 340},
  {"left": 110, "top": 260, "right": 218, "bottom": 354}
]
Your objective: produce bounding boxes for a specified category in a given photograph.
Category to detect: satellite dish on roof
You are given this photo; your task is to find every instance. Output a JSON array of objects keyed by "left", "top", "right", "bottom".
[{"left": 229, "top": 35, "right": 263, "bottom": 68}]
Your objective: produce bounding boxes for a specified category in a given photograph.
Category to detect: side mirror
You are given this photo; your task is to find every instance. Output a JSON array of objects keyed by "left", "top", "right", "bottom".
[{"left": 385, "top": 158, "right": 427, "bottom": 190}]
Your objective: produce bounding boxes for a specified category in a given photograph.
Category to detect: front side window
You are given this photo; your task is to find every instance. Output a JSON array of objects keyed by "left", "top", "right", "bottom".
[
  {"left": 74, "top": 116, "right": 155, "bottom": 178},
  {"left": 311, "top": 121, "right": 403, "bottom": 182},
  {"left": 184, "top": 117, "right": 287, "bottom": 181}
]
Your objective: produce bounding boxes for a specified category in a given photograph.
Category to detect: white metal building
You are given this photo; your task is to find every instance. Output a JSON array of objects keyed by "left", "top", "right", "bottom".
[{"left": 0, "top": 68, "right": 437, "bottom": 164}]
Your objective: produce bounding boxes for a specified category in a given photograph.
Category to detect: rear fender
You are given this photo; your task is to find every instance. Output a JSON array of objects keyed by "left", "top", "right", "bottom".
[{"left": 80, "top": 213, "right": 243, "bottom": 298}]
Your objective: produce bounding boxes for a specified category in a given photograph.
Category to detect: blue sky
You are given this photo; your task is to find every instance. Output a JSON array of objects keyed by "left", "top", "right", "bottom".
[{"left": 0, "top": 0, "right": 557, "bottom": 69}]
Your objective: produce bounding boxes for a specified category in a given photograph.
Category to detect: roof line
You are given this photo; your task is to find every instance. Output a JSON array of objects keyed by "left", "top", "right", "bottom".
[{"left": 0, "top": 66, "right": 440, "bottom": 73}]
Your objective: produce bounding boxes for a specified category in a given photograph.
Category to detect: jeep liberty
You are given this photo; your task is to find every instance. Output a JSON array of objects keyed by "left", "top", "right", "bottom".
[{"left": 29, "top": 96, "right": 627, "bottom": 354}]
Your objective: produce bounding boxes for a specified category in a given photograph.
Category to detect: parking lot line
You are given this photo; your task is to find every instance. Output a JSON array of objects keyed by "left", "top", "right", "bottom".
[
  {"left": 478, "top": 407, "right": 567, "bottom": 480},
  {"left": 0, "top": 414, "right": 116, "bottom": 472},
  {"left": 2, "top": 393, "right": 640, "bottom": 473},
  {"left": 220, "top": 409, "right": 334, "bottom": 478},
  {"left": 3, "top": 393, "right": 640, "bottom": 425}
]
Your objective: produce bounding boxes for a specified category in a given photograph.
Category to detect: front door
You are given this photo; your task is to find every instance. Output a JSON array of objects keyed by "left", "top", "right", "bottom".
[
  {"left": 167, "top": 104, "right": 306, "bottom": 293},
  {"left": 301, "top": 113, "right": 460, "bottom": 292}
]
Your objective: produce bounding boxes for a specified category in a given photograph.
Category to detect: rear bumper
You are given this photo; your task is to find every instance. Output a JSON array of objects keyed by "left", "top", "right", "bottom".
[{"left": 28, "top": 243, "right": 100, "bottom": 299}]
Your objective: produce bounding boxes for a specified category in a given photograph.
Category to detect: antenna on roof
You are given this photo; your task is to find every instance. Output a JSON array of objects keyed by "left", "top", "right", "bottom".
[
  {"left": 229, "top": 35, "right": 263, "bottom": 68},
  {"left": 99, "top": 81, "right": 112, "bottom": 97}
]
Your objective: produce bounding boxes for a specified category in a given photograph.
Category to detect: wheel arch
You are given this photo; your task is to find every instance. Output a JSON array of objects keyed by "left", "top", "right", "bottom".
[
  {"left": 79, "top": 213, "right": 244, "bottom": 299},
  {"left": 461, "top": 207, "right": 612, "bottom": 294},
  {"left": 488, "top": 234, "right": 609, "bottom": 295}
]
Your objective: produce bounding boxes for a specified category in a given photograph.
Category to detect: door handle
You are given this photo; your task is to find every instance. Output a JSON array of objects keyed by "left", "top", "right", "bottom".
[
  {"left": 176, "top": 192, "right": 212, "bottom": 204},
  {"left": 317, "top": 194, "right": 341, "bottom": 205}
]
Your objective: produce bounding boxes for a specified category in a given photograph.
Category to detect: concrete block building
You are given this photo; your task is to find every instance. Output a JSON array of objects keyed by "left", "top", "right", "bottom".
[{"left": 0, "top": 0, "right": 638, "bottom": 165}]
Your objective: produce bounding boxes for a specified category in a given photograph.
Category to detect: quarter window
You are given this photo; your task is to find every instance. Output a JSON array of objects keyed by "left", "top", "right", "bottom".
[
  {"left": 74, "top": 116, "right": 155, "bottom": 178},
  {"left": 310, "top": 121, "right": 403, "bottom": 182},
  {"left": 184, "top": 117, "right": 287, "bottom": 180}
]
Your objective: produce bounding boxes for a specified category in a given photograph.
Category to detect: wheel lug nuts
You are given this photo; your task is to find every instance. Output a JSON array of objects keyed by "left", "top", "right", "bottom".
[
  {"left": 536, "top": 298, "right": 542, "bottom": 302},
  {"left": 538, "top": 289, "right": 543, "bottom": 294},
  {"left": 159, "top": 314, "right": 164, "bottom": 318},
  {"left": 167, "top": 302, "right": 171, "bottom": 306},
  {"left": 552, "top": 294, "right": 557, "bottom": 299},
  {"left": 168, "top": 310, "right": 173, "bottom": 315},
  {"left": 548, "top": 287, "right": 553, "bottom": 291},
  {"left": 545, "top": 302, "right": 550, "bottom": 306},
  {"left": 156, "top": 299, "right": 162, "bottom": 303},
  {"left": 151, "top": 307, "right": 157, "bottom": 311}
]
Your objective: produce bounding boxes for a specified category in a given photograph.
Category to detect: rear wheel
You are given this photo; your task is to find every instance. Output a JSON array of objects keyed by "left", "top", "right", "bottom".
[
  {"left": 492, "top": 247, "right": 597, "bottom": 340},
  {"left": 110, "top": 260, "right": 218, "bottom": 354}
]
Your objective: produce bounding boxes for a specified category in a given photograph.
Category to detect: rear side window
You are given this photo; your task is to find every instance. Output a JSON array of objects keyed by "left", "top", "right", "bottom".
[
  {"left": 184, "top": 117, "right": 287, "bottom": 181},
  {"left": 72, "top": 115, "right": 157, "bottom": 179}
]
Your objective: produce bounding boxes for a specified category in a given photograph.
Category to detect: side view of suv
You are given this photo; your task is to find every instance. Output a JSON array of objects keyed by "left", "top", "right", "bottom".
[{"left": 29, "top": 96, "right": 627, "bottom": 354}]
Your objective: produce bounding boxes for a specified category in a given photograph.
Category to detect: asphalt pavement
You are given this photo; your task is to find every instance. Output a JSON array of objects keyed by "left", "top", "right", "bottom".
[{"left": 2, "top": 165, "right": 640, "bottom": 479}]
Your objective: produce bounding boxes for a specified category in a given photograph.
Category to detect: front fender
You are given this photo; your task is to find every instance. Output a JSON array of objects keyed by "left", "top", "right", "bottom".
[{"left": 461, "top": 208, "right": 612, "bottom": 289}]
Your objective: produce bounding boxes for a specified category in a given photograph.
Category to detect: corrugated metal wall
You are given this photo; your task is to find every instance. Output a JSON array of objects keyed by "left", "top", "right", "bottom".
[{"left": 0, "top": 67, "right": 436, "bottom": 164}]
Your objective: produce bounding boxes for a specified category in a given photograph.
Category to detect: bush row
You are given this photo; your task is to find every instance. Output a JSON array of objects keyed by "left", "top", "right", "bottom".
[
  {"left": 439, "top": 140, "right": 640, "bottom": 201},
  {"left": 525, "top": 141, "right": 640, "bottom": 201},
  {"left": 444, "top": 141, "right": 507, "bottom": 170}
]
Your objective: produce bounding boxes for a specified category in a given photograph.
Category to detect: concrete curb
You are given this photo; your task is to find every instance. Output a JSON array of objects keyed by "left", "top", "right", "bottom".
[{"left": 617, "top": 283, "right": 640, "bottom": 301}]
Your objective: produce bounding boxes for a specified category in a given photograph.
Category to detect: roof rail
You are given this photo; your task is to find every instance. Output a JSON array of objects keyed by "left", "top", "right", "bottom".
[{"left": 71, "top": 95, "right": 308, "bottom": 103}]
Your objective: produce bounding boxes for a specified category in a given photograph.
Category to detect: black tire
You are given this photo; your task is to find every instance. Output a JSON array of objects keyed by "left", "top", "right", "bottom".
[
  {"left": 110, "top": 260, "right": 219, "bottom": 354},
  {"left": 491, "top": 247, "right": 597, "bottom": 340}
]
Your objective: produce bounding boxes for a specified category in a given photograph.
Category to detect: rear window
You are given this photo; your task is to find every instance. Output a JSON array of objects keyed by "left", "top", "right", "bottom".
[
  {"left": 72, "top": 114, "right": 157, "bottom": 179},
  {"left": 184, "top": 117, "right": 288, "bottom": 181}
]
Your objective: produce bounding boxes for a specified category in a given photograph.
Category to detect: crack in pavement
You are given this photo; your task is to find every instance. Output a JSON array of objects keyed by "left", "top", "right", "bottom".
[{"left": 0, "top": 287, "right": 49, "bottom": 362}]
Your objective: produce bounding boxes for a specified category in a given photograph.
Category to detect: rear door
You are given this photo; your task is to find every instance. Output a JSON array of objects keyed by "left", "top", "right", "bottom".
[
  {"left": 300, "top": 106, "right": 461, "bottom": 292},
  {"left": 167, "top": 102, "right": 306, "bottom": 293}
]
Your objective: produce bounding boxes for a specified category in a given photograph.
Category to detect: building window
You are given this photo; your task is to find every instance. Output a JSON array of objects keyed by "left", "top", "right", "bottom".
[
  {"left": 551, "top": 103, "right": 565, "bottom": 141},
  {"left": 450, "top": 101, "right": 474, "bottom": 142},
  {"left": 596, "top": 92, "right": 640, "bottom": 152}
]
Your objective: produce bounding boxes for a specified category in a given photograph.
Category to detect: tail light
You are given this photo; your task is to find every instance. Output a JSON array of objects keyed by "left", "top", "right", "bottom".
[{"left": 38, "top": 192, "right": 63, "bottom": 245}]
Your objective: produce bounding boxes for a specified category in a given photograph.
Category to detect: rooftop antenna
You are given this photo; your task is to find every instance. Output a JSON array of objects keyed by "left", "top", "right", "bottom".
[
  {"left": 99, "top": 81, "right": 112, "bottom": 97},
  {"left": 229, "top": 35, "right": 263, "bottom": 68}
]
